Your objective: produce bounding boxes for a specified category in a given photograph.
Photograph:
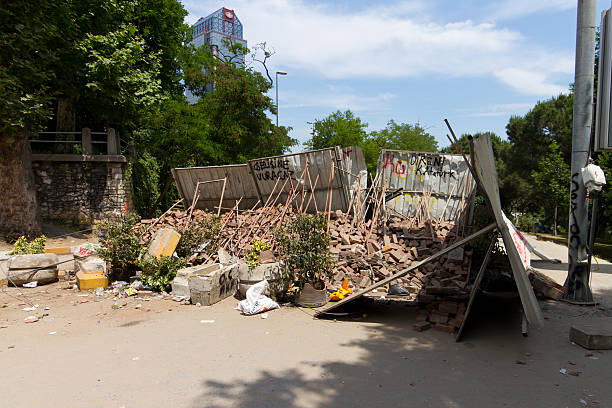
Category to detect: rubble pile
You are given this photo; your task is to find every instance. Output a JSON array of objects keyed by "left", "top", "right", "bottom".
[
  {"left": 138, "top": 204, "right": 473, "bottom": 303},
  {"left": 327, "top": 211, "right": 472, "bottom": 298}
]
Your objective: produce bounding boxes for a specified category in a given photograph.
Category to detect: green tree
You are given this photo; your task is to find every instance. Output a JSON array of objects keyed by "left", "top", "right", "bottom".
[
  {"left": 506, "top": 93, "right": 573, "bottom": 180},
  {"left": 0, "top": 0, "right": 64, "bottom": 235},
  {"left": 531, "top": 140, "right": 570, "bottom": 234},
  {"left": 305, "top": 110, "right": 368, "bottom": 150},
  {"left": 363, "top": 120, "right": 437, "bottom": 173}
]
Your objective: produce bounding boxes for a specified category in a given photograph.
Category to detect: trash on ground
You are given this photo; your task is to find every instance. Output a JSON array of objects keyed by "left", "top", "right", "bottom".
[
  {"left": 236, "top": 280, "right": 279, "bottom": 316},
  {"left": 329, "top": 278, "right": 353, "bottom": 301},
  {"left": 48, "top": 331, "right": 56, "bottom": 335},
  {"left": 200, "top": 319, "right": 215, "bottom": 324},
  {"left": 22, "top": 304, "right": 39, "bottom": 311},
  {"left": 261, "top": 313, "right": 268, "bottom": 319},
  {"left": 124, "top": 288, "right": 137, "bottom": 297},
  {"left": 23, "top": 281, "right": 38, "bottom": 288},
  {"left": 24, "top": 316, "right": 38, "bottom": 323}
]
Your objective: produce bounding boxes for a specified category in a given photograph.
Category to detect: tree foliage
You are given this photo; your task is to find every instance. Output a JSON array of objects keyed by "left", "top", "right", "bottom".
[{"left": 306, "top": 110, "right": 368, "bottom": 151}]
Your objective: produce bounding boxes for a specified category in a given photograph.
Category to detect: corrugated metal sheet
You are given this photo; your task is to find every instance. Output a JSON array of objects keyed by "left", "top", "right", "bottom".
[
  {"left": 171, "top": 146, "right": 367, "bottom": 213},
  {"left": 171, "top": 164, "right": 259, "bottom": 211},
  {"left": 247, "top": 146, "right": 367, "bottom": 212},
  {"left": 375, "top": 149, "right": 475, "bottom": 221}
]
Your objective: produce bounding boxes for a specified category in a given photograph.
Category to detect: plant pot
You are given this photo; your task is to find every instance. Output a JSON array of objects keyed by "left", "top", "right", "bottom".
[{"left": 295, "top": 282, "right": 328, "bottom": 308}]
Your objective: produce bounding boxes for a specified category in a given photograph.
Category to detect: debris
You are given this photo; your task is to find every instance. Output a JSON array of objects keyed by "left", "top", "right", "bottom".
[
  {"left": 261, "top": 313, "right": 268, "bottom": 319},
  {"left": 24, "top": 316, "right": 38, "bottom": 323},
  {"left": 413, "top": 322, "right": 431, "bottom": 332},
  {"left": 580, "top": 399, "right": 588, "bottom": 406},
  {"left": 124, "top": 288, "right": 137, "bottom": 297},
  {"left": 48, "top": 331, "right": 56, "bottom": 335},
  {"left": 22, "top": 304, "right": 39, "bottom": 311},
  {"left": 236, "top": 280, "right": 279, "bottom": 316},
  {"left": 23, "top": 281, "right": 38, "bottom": 288},
  {"left": 200, "top": 320, "right": 215, "bottom": 324},
  {"left": 329, "top": 278, "right": 353, "bottom": 301}
]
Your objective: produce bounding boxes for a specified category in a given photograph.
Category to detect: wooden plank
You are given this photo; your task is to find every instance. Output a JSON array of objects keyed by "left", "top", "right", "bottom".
[{"left": 314, "top": 222, "right": 497, "bottom": 317}]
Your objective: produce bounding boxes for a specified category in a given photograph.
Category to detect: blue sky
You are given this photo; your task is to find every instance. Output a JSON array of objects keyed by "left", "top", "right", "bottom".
[{"left": 181, "top": 0, "right": 609, "bottom": 150}]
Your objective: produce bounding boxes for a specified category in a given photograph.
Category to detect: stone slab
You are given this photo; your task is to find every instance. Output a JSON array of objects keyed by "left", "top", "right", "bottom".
[
  {"left": 9, "top": 253, "right": 59, "bottom": 269},
  {"left": 570, "top": 323, "right": 612, "bottom": 350},
  {"left": 146, "top": 228, "right": 181, "bottom": 259}
]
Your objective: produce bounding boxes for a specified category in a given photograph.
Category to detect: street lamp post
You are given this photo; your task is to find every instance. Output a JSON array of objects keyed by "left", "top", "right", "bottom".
[{"left": 275, "top": 71, "right": 287, "bottom": 127}]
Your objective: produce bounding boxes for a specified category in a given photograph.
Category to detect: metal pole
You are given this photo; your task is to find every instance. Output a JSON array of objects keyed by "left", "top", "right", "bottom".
[
  {"left": 275, "top": 71, "right": 287, "bottom": 127},
  {"left": 565, "top": 0, "right": 597, "bottom": 304}
]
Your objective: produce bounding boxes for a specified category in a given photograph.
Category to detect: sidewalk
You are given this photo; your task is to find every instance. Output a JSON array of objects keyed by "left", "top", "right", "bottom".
[{"left": 524, "top": 233, "right": 612, "bottom": 307}]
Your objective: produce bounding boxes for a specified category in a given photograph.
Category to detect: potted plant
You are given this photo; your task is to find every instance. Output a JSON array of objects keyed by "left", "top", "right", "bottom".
[{"left": 276, "top": 212, "right": 334, "bottom": 307}]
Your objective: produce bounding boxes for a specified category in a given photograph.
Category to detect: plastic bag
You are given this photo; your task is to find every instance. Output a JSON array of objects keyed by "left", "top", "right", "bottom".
[{"left": 236, "top": 280, "right": 279, "bottom": 315}]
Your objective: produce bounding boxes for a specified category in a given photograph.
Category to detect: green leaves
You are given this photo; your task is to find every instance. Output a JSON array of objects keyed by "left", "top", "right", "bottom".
[{"left": 276, "top": 213, "right": 334, "bottom": 290}]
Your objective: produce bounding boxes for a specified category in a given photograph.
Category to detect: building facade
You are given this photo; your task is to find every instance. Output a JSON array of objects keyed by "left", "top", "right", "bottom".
[{"left": 186, "top": 7, "right": 247, "bottom": 103}]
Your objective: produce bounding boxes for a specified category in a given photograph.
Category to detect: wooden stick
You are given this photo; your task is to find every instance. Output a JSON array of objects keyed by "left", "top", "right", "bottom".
[
  {"left": 217, "top": 177, "right": 227, "bottom": 216},
  {"left": 143, "top": 198, "right": 183, "bottom": 236}
]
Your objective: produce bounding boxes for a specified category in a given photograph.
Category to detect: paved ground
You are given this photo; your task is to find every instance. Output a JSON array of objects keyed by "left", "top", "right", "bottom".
[
  {"left": 0, "top": 234, "right": 611, "bottom": 407},
  {"left": 524, "top": 233, "right": 612, "bottom": 308}
]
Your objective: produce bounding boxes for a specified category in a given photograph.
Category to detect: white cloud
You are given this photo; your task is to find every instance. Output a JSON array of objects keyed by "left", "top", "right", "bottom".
[
  {"left": 463, "top": 102, "right": 535, "bottom": 117},
  {"left": 486, "top": 0, "right": 575, "bottom": 21},
  {"left": 182, "top": 0, "right": 573, "bottom": 97},
  {"left": 283, "top": 89, "right": 396, "bottom": 111}
]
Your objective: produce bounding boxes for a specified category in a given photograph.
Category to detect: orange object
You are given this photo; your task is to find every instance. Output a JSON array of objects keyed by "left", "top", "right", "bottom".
[{"left": 329, "top": 279, "right": 353, "bottom": 301}]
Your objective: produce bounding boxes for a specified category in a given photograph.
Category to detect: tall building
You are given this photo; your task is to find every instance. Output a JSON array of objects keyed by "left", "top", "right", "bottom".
[{"left": 186, "top": 7, "right": 247, "bottom": 103}]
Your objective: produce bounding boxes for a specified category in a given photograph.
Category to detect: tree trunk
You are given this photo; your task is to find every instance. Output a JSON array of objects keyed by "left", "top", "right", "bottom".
[
  {"left": 0, "top": 131, "right": 42, "bottom": 238},
  {"left": 554, "top": 205, "right": 558, "bottom": 236},
  {"left": 56, "top": 97, "right": 76, "bottom": 153}
]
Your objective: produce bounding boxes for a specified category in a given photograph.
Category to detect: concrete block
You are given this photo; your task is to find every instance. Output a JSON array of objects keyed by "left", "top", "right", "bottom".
[
  {"left": 171, "top": 264, "right": 221, "bottom": 300},
  {"left": 238, "top": 262, "right": 288, "bottom": 299},
  {"left": 189, "top": 263, "right": 239, "bottom": 306},
  {"left": 146, "top": 228, "right": 180, "bottom": 259},
  {"left": 570, "top": 323, "right": 612, "bottom": 350}
]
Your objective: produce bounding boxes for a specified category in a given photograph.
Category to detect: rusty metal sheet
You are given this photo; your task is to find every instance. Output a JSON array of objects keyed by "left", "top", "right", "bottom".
[
  {"left": 172, "top": 146, "right": 367, "bottom": 213},
  {"left": 171, "top": 164, "right": 259, "bottom": 211},
  {"left": 375, "top": 150, "right": 475, "bottom": 221}
]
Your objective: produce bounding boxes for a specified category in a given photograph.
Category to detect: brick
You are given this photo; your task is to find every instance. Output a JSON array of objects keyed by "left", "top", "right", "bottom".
[
  {"left": 433, "top": 324, "right": 455, "bottom": 333},
  {"left": 413, "top": 322, "right": 431, "bottom": 332},
  {"left": 438, "top": 301, "right": 459, "bottom": 314}
]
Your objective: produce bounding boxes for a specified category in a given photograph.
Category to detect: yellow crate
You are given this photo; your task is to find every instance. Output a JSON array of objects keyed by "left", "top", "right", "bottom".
[{"left": 76, "top": 271, "right": 108, "bottom": 290}]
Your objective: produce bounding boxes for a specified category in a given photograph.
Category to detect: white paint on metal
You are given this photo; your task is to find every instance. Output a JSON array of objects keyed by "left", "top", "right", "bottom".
[{"left": 375, "top": 149, "right": 475, "bottom": 221}]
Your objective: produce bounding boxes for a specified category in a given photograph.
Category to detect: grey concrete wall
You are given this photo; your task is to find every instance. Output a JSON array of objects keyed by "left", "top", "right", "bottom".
[{"left": 31, "top": 155, "right": 129, "bottom": 226}]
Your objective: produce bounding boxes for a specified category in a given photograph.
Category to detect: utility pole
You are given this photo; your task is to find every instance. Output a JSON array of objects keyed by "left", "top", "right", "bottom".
[{"left": 565, "top": 0, "right": 597, "bottom": 303}]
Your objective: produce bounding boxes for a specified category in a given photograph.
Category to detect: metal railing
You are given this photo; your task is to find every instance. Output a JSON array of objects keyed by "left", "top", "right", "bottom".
[{"left": 29, "top": 128, "right": 120, "bottom": 155}]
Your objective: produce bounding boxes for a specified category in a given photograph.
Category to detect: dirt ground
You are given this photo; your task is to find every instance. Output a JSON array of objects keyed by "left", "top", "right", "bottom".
[{"left": 1, "top": 233, "right": 611, "bottom": 407}]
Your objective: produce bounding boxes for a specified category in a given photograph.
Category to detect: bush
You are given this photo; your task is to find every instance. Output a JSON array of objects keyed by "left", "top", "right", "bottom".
[
  {"left": 97, "top": 214, "right": 144, "bottom": 281},
  {"left": 243, "top": 239, "right": 271, "bottom": 270},
  {"left": 139, "top": 255, "right": 186, "bottom": 292},
  {"left": 276, "top": 213, "right": 333, "bottom": 290},
  {"left": 514, "top": 212, "right": 539, "bottom": 233},
  {"left": 176, "top": 213, "right": 221, "bottom": 258},
  {"left": 9, "top": 235, "right": 46, "bottom": 255}
]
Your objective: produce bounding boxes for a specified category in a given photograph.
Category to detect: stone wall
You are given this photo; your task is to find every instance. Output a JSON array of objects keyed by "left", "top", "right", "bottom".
[{"left": 31, "top": 155, "right": 129, "bottom": 226}]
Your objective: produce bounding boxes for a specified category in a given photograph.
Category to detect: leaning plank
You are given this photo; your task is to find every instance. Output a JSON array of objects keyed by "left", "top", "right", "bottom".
[
  {"left": 314, "top": 222, "right": 497, "bottom": 317},
  {"left": 455, "top": 235, "right": 497, "bottom": 342}
]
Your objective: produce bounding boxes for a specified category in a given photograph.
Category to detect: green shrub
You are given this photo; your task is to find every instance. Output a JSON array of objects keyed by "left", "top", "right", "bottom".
[
  {"left": 97, "top": 214, "right": 144, "bottom": 281},
  {"left": 139, "top": 255, "right": 186, "bottom": 292},
  {"left": 9, "top": 235, "right": 46, "bottom": 255},
  {"left": 276, "top": 213, "right": 333, "bottom": 290},
  {"left": 243, "top": 239, "right": 271, "bottom": 270},
  {"left": 176, "top": 213, "right": 221, "bottom": 258},
  {"left": 515, "top": 212, "right": 539, "bottom": 233}
]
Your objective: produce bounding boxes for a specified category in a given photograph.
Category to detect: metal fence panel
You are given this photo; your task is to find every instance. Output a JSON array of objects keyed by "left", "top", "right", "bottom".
[{"left": 375, "top": 149, "right": 475, "bottom": 221}]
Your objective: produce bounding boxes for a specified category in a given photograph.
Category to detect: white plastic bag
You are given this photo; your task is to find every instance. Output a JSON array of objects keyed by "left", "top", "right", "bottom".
[{"left": 236, "top": 280, "right": 279, "bottom": 316}]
